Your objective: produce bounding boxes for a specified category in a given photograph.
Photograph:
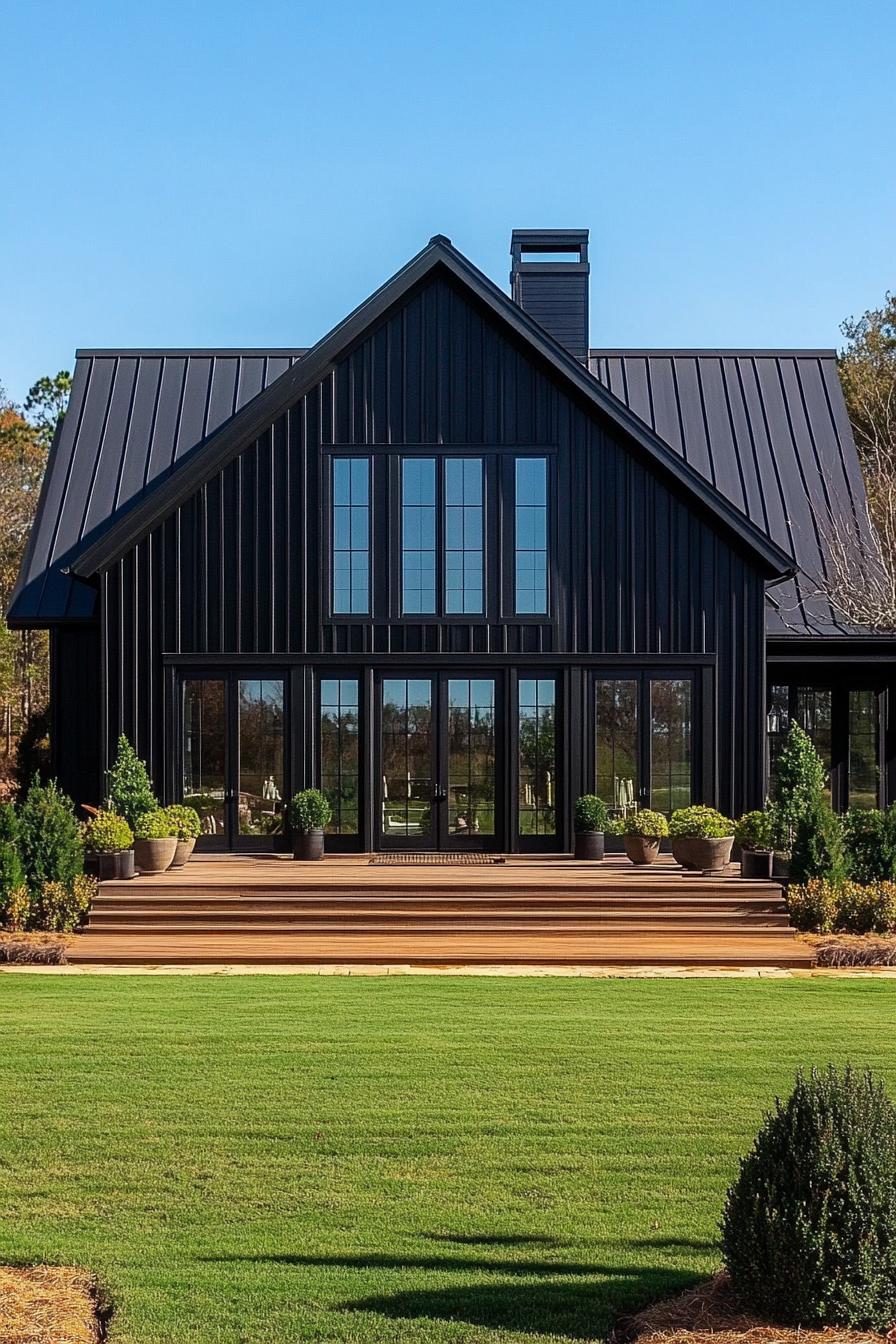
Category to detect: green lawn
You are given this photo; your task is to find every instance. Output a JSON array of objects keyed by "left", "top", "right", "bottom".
[{"left": 0, "top": 976, "right": 892, "bottom": 1343}]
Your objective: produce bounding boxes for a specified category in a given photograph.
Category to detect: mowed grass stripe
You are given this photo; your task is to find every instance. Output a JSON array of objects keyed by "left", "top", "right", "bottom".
[{"left": 0, "top": 977, "right": 891, "bottom": 1343}]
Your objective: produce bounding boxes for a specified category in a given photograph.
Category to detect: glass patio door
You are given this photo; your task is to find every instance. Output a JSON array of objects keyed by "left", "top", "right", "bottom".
[
  {"left": 379, "top": 674, "right": 499, "bottom": 850},
  {"left": 594, "top": 672, "right": 695, "bottom": 818},
  {"left": 181, "top": 673, "right": 286, "bottom": 849}
]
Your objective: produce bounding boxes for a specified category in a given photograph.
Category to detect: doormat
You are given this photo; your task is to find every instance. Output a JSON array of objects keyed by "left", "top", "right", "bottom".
[{"left": 370, "top": 853, "right": 506, "bottom": 866}]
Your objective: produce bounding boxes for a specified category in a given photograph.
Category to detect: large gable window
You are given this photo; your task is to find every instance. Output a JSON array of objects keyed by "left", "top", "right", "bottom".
[
  {"left": 332, "top": 458, "right": 370, "bottom": 614},
  {"left": 400, "top": 456, "right": 485, "bottom": 617}
]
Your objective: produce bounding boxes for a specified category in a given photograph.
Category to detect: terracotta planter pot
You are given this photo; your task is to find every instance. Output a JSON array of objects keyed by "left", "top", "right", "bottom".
[
  {"left": 294, "top": 828, "right": 325, "bottom": 861},
  {"left": 133, "top": 836, "right": 177, "bottom": 874},
  {"left": 96, "top": 848, "right": 135, "bottom": 881},
  {"left": 741, "top": 848, "right": 774, "bottom": 880},
  {"left": 574, "top": 831, "right": 604, "bottom": 861},
  {"left": 671, "top": 837, "right": 700, "bottom": 869},
  {"left": 677, "top": 838, "right": 730, "bottom": 870},
  {"left": 171, "top": 837, "right": 197, "bottom": 868},
  {"left": 624, "top": 834, "right": 661, "bottom": 865}
]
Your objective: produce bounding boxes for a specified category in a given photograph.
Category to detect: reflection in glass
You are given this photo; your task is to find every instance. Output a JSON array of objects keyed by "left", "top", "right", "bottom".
[
  {"left": 448, "top": 679, "right": 496, "bottom": 837},
  {"left": 320, "top": 679, "right": 360, "bottom": 834},
  {"left": 766, "top": 683, "right": 790, "bottom": 796},
  {"left": 381, "top": 679, "right": 433, "bottom": 839},
  {"left": 518, "top": 679, "right": 555, "bottom": 836},
  {"left": 238, "top": 680, "right": 284, "bottom": 835},
  {"left": 650, "top": 679, "right": 692, "bottom": 815},
  {"left": 849, "top": 689, "right": 879, "bottom": 809},
  {"left": 402, "top": 458, "right": 437, "bottom": 614},
  {"left": 445, "top": 458, "right": 484, "bottom": 614},
  {"left": 333, "top": 457, "right": 370, "bottom": 614},
  {"left": 595, "top": 680, "right": 639, "bottom": 812},
  {"left": 182, "top": 680, "right": 226, "bottom": 836},
  {"left": 515, "top": 457, "right": 548, "bottom": 613},
  {"left": 795, "top": 686, "right": 832, "bottom": 801}
]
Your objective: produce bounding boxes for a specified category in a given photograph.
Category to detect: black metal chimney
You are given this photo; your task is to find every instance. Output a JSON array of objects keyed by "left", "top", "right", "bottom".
[{"left": 510, "top": 229, "right": 590, "bottom": 362}]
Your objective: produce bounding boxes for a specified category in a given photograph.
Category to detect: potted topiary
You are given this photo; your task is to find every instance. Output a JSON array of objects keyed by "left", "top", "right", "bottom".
[
  {"left": 164, "top": 804, "right": 201, "bottom": 867},
  {"left": 105, "top": 735, "right": 159, "bottom": 830},
  {"left": 133, "top": 809, "right": 178, "bottom": 874},
  {"left": 623, "top": 809, "right": 669, "bottom": 865},
  {"left": 573, "top": 795, "right": 608, "bottom": 861},
  {"left": 81, "top": 809, "right": 135, "bottom": 880},
  {"left": 289, "top": 789, "right": 332, "bottom": 861},
  {"left": 734, "top": 809, "right": 774, "bottom": 879},
  {"left": 669, "top": 805, "right": 735, "bottom": 873}
]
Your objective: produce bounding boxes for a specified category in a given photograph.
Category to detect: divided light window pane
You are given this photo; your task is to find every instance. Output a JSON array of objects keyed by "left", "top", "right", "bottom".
[
  {"left": 402, "top": 458, "right": 437, "bottom": 614},
  {"left": 320, "top": 678, "right": 360, "bottom": 834},
  {"left": 515, "top": 457, "right": 548, "bottom": 614},
  {"left": 332, "top": 458, "right": 370, "bottom": 614},
  {"left": 445, "top": 458, "right": 483, "bottom": 614}
]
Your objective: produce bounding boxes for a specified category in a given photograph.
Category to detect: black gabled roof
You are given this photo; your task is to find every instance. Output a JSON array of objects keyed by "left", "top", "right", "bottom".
[
  {"left": 11, "top": 235, "right": 826, "bottom": 627},
  {"left": 8, "top": 350, "right": 306, "bottom": 623},
  {"left": 588, "top": 349, "right": 875, "bottom": 638}
]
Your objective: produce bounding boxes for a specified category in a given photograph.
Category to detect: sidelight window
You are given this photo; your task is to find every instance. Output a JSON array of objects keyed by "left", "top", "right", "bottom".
[
  {"left": 518, "top": 678, "right": 556, "bottom": 836},
  {"left": 514, "top": 457, "right": 548, "bottom": 614},
  {"left": 320, "top": 679, "right": 360, "bottom": 834},
  {"left": 332, "top": 458, "right": 370, "bottom": 614}
]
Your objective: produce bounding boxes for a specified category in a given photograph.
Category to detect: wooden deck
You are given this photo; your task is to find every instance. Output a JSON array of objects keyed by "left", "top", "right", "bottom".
[{"left": 68, "top": 854, "right": 814, "bottom": 968}]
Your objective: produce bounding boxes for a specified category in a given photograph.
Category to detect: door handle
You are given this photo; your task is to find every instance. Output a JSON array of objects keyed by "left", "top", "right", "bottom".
[{"left": 432, "top": 785, "right": 448, "bottom": 802}]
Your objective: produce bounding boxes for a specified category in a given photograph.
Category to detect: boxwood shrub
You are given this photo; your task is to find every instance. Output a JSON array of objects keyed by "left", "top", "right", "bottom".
[{"left": 721, "top": 1065, "right": 896, "bottom": 1329}]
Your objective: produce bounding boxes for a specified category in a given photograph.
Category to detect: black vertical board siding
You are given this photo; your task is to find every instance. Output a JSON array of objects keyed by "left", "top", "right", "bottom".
[
  {"left": 50, "top": 625, "right": 102, "bottom": 806},
  {"left": 99, "top": 272, "right": 769, "bottom": 816}
]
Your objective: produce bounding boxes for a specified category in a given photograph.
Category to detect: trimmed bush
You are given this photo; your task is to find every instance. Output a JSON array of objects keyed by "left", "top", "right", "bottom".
[
  {"left": 574, "top": 795, "right": 608, "bottom": 832},
  {"left": 3, "top": 885, "right": 31, "bottom": 932},
  {"left": 81, "top": 809, "right": 133, "bottom": 854},
  {"left": 790, "top": 793, "right": 846, "bottom": 884},
  {"left": 721, "top": 1065, "right": 896, "bottom": 1329},
  {"left": 734, "top": 809, "right": 773, "bottom": 850},
  {"left": 289, "top": 789, "right": 332, "bottom": 833},
  {"left": 785, "top": 878, "right": 840, "bottom": 932},
  {"left": 18, "top": 777, "right": 83, "bottom": 897},
  {"left": 0, "top": 802, "right": 26, "bottom": 925},
  {"left": 770, "top": 722, "right": 827, "bottom": 845},
  {"left": 837, "top": 880, "right": 896, "bottom": 935},
  {"left": 163, "top": 805, "right": 201, "bottom": 840},
  {"left": 604, "top": 815, "right": 625, "bottom": 836},
  {"left": 844, "top": 807, "right": 896, "bottom": 884},
  {"left": 106, "top": 736, "right": 158, "bottom": 829},
  {"left": 624, "top": 809, "right": 669, "bottom": 839},
  {"left": 669, "top": 805, "right": 733, "bottom": 839},
  {"left": 133, "top": 809, "right": 176, "bottom": 840},
  {"left": 36, "top": 873, "right": 96, "bottom": 933}
]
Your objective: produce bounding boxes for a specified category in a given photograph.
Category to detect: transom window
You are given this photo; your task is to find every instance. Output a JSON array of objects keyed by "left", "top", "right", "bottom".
[
  {"left": 332, "top": 458, "right": 370, "bottom": 614},
  {"left": 514, "top": 457, "right": 548, "bottom": 614}
]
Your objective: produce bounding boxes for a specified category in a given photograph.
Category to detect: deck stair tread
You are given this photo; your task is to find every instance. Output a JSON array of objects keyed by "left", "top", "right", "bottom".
[{"left": 68, "top": 854, "right": 812, "bottom": 968}]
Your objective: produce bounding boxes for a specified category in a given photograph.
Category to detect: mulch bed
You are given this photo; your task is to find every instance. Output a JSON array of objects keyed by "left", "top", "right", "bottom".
[
  {"left": 801, "top": 933, "right": 896, "bottom": 967},
  {"left": 614, "top": 1272, "right": 889, "bottom": 1344},
  {"left": 0, "top": 1265, "right": 107, "bottom": 1343},
  {"left": 0, "top": 933, "right": 69, "bottom": 964}
]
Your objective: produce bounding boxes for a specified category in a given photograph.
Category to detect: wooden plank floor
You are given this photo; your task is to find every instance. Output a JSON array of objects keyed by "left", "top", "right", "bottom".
[{"left": 68, "top": 853, "right": 814, "bottom": 968}]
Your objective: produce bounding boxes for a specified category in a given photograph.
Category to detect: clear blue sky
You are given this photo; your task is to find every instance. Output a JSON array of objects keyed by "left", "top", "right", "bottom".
[{"left": 2, "top": 0, "right": 893, "bottom": 402}]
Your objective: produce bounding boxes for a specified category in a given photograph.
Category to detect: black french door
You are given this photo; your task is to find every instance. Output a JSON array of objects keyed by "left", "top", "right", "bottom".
[
  {"left": 593, "top": 670, "right": 697, "bottom": 816},
  {"left": 378, "top": 673, "right": 502, "bottom": 850},
  {"left": 179, "top": 672, "right": 287, "bottom": 850}
]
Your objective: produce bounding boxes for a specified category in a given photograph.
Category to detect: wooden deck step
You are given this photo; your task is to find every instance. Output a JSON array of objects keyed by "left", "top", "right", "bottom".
[{"left": 66, "top": 930, "right": 814, "bottom": 968}]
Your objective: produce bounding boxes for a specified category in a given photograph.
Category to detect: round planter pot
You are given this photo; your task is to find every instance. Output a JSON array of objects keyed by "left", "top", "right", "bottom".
[
  {"left": 294, "top": 828, "right": 325, "bottom": 861},
  {"left": 170, "top": 837, "right": 197, "bottom": 868},
  {"left": 686, "top": 836, "right": 734, "bottom": 873},
  {"left": 624, "top": 834, "right": 661, "bottom": 865},
  {"left": 741, "top": 848, "right": 773, "bottom": 880},
  {"left": 133, "top": 836, "right": 178, "bottom": 874},
  {"left": 574, "top": 831, "right": 605, "bottom": 861},
  {"left": 97, "top": 848, "right": 136, "bottom": 881},
  {"left": 671, "top": 837, "right": 700, "bottom": 870}
]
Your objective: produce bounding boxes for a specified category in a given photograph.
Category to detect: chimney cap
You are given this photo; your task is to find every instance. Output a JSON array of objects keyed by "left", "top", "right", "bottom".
[{"left": 511, "top": 228, "right": 589, "bottom": 260}]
